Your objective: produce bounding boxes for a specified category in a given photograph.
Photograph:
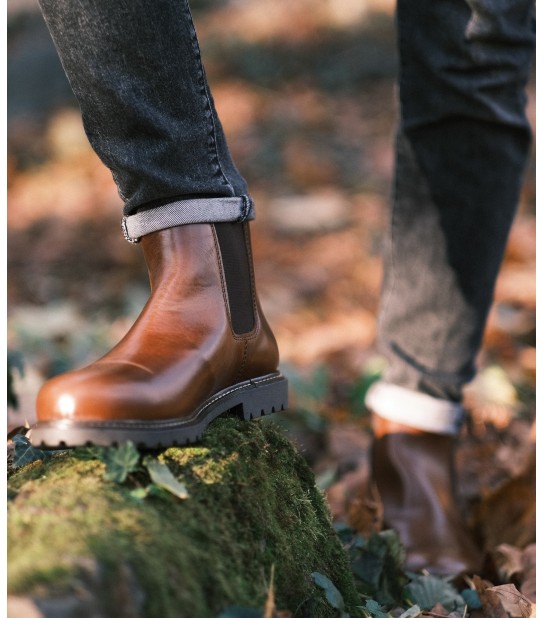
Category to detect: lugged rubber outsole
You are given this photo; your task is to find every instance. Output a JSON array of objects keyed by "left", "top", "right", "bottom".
[{"left": 28, "top": 372, "right": 288, "bottom": 449}]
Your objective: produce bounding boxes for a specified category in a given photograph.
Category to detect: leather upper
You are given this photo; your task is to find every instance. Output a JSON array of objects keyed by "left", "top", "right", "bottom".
[{"left": 36, "top": 224, "right": 279, "bottom": 423}]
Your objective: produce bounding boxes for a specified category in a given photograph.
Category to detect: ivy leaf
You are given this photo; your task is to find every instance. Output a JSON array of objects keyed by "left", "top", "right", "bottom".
[
  {"left": 364, "top": 599, "right": 390, "bottom": 618},
  {"left": 129, "top": 487, "right": 150, "bottom": 500},
  {"left": 404, "top": 574, "right": 465, "bottom": 613},
  {"left": 143, "top": 456, "right": 189, "bottom": 499},
  {"left": 311, "top": 571, "right": 345, "bottom": 611},
  {"left": 379, "top": 529, "right": 406, "bottom": 570},
  {"left": 103, "top": 441, "right": 140, "bottom": 483},
  {"left": 462, "top": 588, "right": 482, "bottom": 610},
  {"left": 217, "top": 607, "right": 263, "bottom": 618},
  {"left": 12, "top": 435, "right": 52, "bottom": 469},
  {"left": 77, "top": 446, "right": 105, "bottom": 461},
  {"left": 350, "top": 530, "right": 407, "bottom": 605},
  {"left": 397, "top": 605, "right": 422, "bottom": 618}
]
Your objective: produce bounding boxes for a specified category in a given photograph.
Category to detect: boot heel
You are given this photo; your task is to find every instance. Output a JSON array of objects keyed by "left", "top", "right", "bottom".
[{"left": 238, "top": 374, "right": 289, "bottom": 420}]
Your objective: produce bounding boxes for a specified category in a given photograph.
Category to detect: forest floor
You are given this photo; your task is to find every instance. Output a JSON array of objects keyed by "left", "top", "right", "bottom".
[{"left": 7, "top": 0, "right": 536, "bottom": 614}]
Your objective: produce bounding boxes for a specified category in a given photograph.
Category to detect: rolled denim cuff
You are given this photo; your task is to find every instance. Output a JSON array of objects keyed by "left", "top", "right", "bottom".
[
  {"left": 365, "top": 381, "right": 465, "bottom": 435},
  {"left": 121, "top": 195, "right": 255, "bottom": 243}
]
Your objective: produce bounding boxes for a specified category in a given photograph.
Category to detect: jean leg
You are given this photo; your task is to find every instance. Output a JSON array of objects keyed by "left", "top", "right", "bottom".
[
  {"left": 37, "top": 0, "right": 248, "bottom": 217},
  {"left": 369, "top": 0, "right": 535, "bottom": 415}
]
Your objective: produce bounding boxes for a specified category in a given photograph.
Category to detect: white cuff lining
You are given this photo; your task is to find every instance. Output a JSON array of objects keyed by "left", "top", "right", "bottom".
[
  {"left": 122, "top": 195, "right": 255, "bottom": 242},
  {"left": 365, "top": 381, "right": 465, "bottom": 435}
]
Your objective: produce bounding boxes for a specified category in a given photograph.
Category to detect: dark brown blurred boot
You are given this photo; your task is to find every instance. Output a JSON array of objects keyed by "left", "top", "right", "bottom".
[{"left": 371, "top": 413, "right": 482, "bottom": 577}]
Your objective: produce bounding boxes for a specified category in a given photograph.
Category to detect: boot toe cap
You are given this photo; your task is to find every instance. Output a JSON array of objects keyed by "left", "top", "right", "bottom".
[{"left": 36, "top": 363, "right": 154, "bottom": 422}]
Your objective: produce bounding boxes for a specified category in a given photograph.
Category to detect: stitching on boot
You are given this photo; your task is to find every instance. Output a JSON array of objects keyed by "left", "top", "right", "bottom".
[{"left": 235, "top": 340, "right": 249, "bottom": 383}]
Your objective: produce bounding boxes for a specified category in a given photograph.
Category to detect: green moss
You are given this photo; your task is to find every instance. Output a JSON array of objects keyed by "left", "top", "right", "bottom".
[{"left": 8, "top": 418, "right": 360, "bottom": 617}]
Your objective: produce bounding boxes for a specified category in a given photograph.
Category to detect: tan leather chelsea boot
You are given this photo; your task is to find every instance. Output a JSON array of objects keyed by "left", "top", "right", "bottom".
[
  {"left": 30, "top": 222, "right": 287, "bottom": 448},
  {"left": 371, "top": 414, "right": 482, "bottom": 577}
]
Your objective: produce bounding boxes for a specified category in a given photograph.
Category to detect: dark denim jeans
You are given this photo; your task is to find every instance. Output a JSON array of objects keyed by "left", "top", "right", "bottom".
[
  {"left": 378, "top": 0, "right": 534, "bottom": 406},
  {"left": 37, "top": 0, "right": 248, "bottom": 217},
  {"left": 37, "top": 0, "right": 535, "bottom": 410}
]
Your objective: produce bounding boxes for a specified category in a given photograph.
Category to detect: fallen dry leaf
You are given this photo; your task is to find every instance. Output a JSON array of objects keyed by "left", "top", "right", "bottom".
[
  {"left": 346, "top": 480, "right": 383, "bottom": 538},
  {"left": 473, "top": 449, "right": 535, "bottom": 552},
  {"left": 491, "top": 544, "right": 524, "bottom": 582},
  {"left": 488, "top": 584, "right": 533, "bottom": 618},
  {"left": 479, "top": 587, "right": 509, "bottom": 618},
  {"left": 428, "top": 602, "right": 451, "bottom": 617},
  {"left": 520, "top": 544, "right": 536, "bottom": 603}
]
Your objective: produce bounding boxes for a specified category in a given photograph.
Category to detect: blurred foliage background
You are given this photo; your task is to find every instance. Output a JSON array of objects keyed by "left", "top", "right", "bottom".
[{"left": 7, "top": 0, "right": 536, "bottom": 546}]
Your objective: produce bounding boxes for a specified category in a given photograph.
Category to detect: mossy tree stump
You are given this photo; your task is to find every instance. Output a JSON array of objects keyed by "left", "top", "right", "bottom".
[{"left": 8, "top": 418, "right": 360, "bottom": 617}]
